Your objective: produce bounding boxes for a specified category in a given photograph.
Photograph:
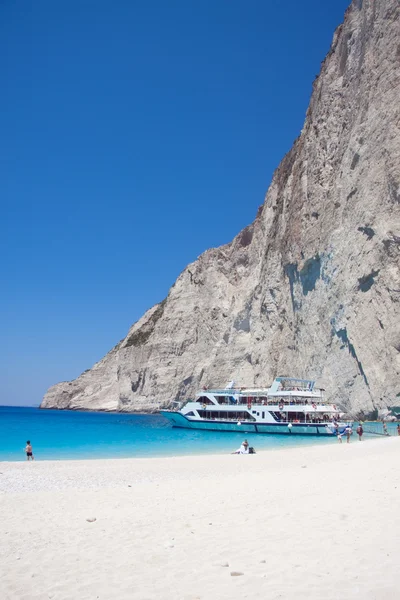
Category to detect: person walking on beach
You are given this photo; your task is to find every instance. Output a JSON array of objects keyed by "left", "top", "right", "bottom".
[
  {"left": 383, "top": 422, "right": 388, "bottom": 436},
  {"left": 345, "top": 426, "right": 352, "bottom": 443},
  {"left": 25, "top": 440, "right": 34, "bottom": 461},
  {"left": 356, "top": 423, "right": 363, "bottom": 441},
  {"left": 397, "top": 424, "right": 400, "bottom": 436}
]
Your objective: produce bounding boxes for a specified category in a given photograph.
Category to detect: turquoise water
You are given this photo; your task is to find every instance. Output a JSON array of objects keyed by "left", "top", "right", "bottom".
[{"left": 0, "top": 406, "right": 397, "bottom": 461}]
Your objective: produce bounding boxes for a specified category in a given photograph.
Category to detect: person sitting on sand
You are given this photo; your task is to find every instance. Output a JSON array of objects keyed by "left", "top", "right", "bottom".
[
  {"left": 232, "top": 440, "right": 249, "bottom": 454},
  {"left": 25, "top": 440, "right": 34, "bottom": 461}
]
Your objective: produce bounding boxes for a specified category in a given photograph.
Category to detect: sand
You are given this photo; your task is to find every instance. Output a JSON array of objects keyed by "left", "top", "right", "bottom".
[{"left": 1, "top": 437, "right": 399, "bottom": 600}]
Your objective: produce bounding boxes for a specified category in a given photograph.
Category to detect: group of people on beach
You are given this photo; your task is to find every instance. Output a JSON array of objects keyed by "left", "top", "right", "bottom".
[
  {"left": 336, "top": 422, "right": 400, "bottom": 443},
  {"left": 332, "top": 420, "right": 353, "bottom": 443},
  {"left": 335, "top": 423, "right": 364, "bottom": 443}
]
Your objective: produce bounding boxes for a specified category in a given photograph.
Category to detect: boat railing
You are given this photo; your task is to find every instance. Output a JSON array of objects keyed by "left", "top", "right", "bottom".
[
  {"left": 184, "top": 415, "right": 349, "bottom": 425},
  {"left": 206, "top": 417, "right": 256, "bottom": 423},
  {"left": 199, "top": 389, "right": 324, "bottom": 398},
  {"left": 204, "top": 388, "right": 242, "bottom": 394},
  {"left": 204, "top": 399, "right": 333, "bottom": 407}
]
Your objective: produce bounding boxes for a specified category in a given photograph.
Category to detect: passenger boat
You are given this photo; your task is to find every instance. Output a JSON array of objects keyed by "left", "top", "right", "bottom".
[{"left": 160, "top": 377, "right": 352, "bottom": 436}]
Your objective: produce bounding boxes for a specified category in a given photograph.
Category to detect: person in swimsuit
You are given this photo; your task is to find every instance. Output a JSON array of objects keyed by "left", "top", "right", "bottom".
[
  {"left": 25, "top": 440, "right": 34, "bottom": 461},
  {"left": 356, "top": 423, "right": 363, "bottom": 441},
  {"left": 345, "top": 427, "right": 352, "bottom": 443},
  {"left": 397, "top": 424, "right": 400, "bottom": 436}
]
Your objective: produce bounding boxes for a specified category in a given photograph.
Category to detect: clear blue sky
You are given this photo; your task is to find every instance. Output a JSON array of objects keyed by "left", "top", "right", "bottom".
[{"left": 1, "top": 0, "right": 350, "bottom": 406}]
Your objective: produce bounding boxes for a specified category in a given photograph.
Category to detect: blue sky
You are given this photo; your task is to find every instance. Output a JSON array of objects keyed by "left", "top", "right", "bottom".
[{"left": 1, "top": 0, "right": 350, "bottom": 406}]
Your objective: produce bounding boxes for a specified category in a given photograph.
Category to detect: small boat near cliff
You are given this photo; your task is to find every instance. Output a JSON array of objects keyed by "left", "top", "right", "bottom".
[{"left": 160, "top": 377, "right": 352, "bottom": 436}]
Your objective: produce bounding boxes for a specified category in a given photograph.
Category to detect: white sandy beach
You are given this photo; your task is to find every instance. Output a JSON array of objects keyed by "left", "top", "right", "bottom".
[{"left": 1, "top": 437, "right": 399, "bottom": 600}]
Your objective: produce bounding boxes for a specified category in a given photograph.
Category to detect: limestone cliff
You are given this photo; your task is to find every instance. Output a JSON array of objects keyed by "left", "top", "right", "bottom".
[{"left": 41, "top": 0, "right": 400, "bottom": 416}]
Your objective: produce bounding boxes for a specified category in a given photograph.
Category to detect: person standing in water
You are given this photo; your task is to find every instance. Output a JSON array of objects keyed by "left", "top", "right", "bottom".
[
  {"left": 356, "top": 423, "right": 363, "bottom": 441},
  {"left": 25, "top": 440, "right": 34, "bottom": 461},
  {"left": 345, "top": 426, "right": 352, "bottom": 443}
]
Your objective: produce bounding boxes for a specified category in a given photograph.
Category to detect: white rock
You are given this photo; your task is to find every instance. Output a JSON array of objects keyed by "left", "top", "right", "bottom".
[{"left": 41, "top": 0, "right": 400, "bottom": 417}]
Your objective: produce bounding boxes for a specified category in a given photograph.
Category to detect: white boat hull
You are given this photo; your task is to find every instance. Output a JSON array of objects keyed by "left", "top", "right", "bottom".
[{"left": 160, "top": 411, "right": 348, "bottom": 436}]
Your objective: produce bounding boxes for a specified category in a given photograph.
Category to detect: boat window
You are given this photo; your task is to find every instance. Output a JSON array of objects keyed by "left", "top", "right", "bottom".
[
  {"left": 185, "top": 411, "right": 195, "bottom": 417},
  {"left": 287, "top": 412, "right": 306, "bottom": 423},
  {"left": 238, "top": 396, "right": 257, "bottom": 405},
  {"left": 270, "top": 411, "right": 284, "bottom": 421},
  {"left": 197, "top": 396, "right": 214, "bottom": 405},
  {"left": 262, "top": 412, "right": 265, "bottom": 419},
  {"left": 197, "top": 410, "right": 256, "bottom": 421},
  {"left": 235, "top": 396, "right": 268, "bottom": 406},
  {"left": 215, "top": 395, "right": 228, "bottom": 404},
  {"left": 305, "top": 412, "right": 329, "bottom": 423}
]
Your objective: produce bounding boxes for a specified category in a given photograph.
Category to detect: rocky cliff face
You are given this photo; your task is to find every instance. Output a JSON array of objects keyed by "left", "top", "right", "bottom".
[{"left": 41, "top": 0, "right": 400, "bottom": 416}]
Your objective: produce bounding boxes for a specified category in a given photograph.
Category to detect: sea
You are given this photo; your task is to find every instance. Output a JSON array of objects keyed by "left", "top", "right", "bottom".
[{"left": 0, "top": 406, "right": 397, "bottom": 462}]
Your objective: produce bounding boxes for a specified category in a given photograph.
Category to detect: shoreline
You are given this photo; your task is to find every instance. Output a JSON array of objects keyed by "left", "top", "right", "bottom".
[
  {"left": 0, "top": 434, "right": 397, "bottom": 489},
  {"left": 1, "top": 424, "right": 396, "bottom": 464},
  {"left": 1, "top": 427, "right": 393, "bottom": 464}
]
